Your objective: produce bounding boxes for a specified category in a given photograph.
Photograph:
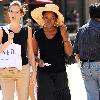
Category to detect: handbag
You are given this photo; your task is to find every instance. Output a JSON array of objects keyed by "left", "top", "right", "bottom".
[{"left": 66, "top": 63, "right": 87, "bottom": 100}]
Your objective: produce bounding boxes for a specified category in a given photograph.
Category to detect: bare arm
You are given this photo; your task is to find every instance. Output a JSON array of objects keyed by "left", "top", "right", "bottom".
[
  {"left": 32, "top": 34, "right": 38, "bottom": 56},
  {"left": 27, "top": 27, "right": 36, "bottom": 71},
  {"left": 27, "top": 27, "right": 37, "bottom": 84},
  {"left": 60, "top": 23, "right": 73, "bottom": 56},
  {"left": 0, "top": 29, "right": 14, "bottom": 53},
  {"left": 33, "top": 34, "right": 45, "bottom": 67},
  {"left": 32, "top": 34, "right": 40, "bottom": 62}
]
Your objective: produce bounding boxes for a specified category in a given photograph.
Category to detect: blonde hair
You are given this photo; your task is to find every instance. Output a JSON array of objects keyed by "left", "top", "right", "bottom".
[{"left": 9, "top": 1, "right": 27, "bottom": 15}]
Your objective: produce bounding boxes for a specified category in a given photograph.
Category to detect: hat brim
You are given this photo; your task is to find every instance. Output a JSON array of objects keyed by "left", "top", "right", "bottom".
[{"left": 31, "top": 6, "right": 64, "bottom": 26}]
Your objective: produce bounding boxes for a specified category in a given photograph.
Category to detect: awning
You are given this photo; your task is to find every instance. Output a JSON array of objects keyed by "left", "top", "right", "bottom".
[{"left": 26, "top": 0, "right": 53, "bottom": 4}]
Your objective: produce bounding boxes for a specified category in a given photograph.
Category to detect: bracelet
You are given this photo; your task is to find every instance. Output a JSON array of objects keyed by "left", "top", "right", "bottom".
[
  {"left": 63, "top": 40, "right": 69, "bottom": 43},
  {"left": 35, "top": 56, "right": 40, "bottom": 62}
]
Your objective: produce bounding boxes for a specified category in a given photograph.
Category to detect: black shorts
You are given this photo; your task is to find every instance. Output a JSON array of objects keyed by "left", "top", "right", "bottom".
[{"left": 37, "top": 71, "right": 71, "bottom": 100}]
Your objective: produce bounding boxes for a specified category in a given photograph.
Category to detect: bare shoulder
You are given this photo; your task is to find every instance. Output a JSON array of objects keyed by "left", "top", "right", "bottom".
[
  {"left": 0, "top": 27, "right": 3, "bottom": 32},
  {"left": 0, "top": 28, "right": 3, "bottom": 43},
  {"left": 27, "top": 26, "right": 32, "bottom": 38},
  {"left": 0, "top": 28, "right": 3, "bottom": 37}
]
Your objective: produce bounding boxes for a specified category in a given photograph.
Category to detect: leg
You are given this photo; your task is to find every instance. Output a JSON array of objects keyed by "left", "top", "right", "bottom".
[
  {"left": 37, "top": 71, "right": 55, "bottom": 100},
  {"left": 16, "top": 64, "right": 30, "bottom": 100},
  {"left": 54, "top": 72, "right": 71, "bottom": 100},
  {"left": 1, "top": 79, "right": 15, "bottom": 100},
  {"left": 81, "top": 65, "right": 99, "bottom": 100},
  {"left": 0, "top": 68, "right": 16, "bottom": 100},
  {"left": 95, "top": 63, "right": 100, "bottom": 100},
  {"left": 96, "top": 73, "right": 100, "bottom": 100},
  {"left": 84, "top": 77, "right": 99, "bottom": 100}
]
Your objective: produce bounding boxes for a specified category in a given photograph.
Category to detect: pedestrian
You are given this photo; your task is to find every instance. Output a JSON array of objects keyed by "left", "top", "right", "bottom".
[
  {"left": 74, "top": 3, "right": 100, "bottom": 100},
  {"left": 31, "top": 4, "right": 72, "bottom": 100},
  {"left": 24, "top": 18, "right": 34, "bottom": 28},
  {"left": 0, "top": 1, "right": 35, "bottom": 100}
]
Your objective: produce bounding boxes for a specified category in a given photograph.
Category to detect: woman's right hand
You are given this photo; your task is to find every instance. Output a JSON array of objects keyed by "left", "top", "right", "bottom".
[
  {"left": 8, "top": 32, "right": 14, "bottom": 43},
  {"left": 38, "top": 59, "right": 45, "bottom": 67}
]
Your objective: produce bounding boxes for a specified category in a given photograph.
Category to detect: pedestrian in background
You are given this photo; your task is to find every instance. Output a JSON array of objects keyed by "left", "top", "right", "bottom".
[
  {"left": 0, "top": 1, "right": 35, "bottom": 100},
  {"left": 24, "top": 18, "right": 34, "bottom": 28},
  {"left": 31, "top": 4, "right": 72, "bottom": 100},
  {"left": 74, "top": 3, "right": 100, "bottom": 100}
]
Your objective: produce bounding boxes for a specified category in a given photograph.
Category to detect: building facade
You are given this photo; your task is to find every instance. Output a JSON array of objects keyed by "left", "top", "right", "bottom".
[{"left": 0, "top": 0, "right": 99, "bottom": 26}]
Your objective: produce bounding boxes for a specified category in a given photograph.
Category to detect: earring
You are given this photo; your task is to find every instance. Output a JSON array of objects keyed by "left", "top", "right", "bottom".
[{"left": 54, "top": 22, "right": 58, "bottom": 27}]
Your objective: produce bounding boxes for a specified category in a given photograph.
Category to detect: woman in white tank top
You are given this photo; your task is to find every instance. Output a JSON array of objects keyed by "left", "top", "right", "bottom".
[{"left": 0, "top": 1, "right": 36, "bottom": 100}]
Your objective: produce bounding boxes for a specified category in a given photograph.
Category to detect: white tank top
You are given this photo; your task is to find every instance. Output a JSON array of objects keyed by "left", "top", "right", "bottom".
[{"left": 0, "top": 25, "right": 23, "bottom": 70}]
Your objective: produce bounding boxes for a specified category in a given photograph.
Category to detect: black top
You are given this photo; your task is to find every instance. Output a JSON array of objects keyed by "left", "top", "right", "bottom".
[
  {"left": 34, "top": 28, "right": 66, "bottom": 73},
  {"left": 2, "top": 26, "right": 28, "bottom": 65},
  {"left": 74, "top": 19, "right": 100, "bottom": 61}
]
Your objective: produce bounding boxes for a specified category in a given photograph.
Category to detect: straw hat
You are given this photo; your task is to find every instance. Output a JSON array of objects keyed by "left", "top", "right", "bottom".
[{"left": 31, "top": 4, "right": 64, "bottom": 26}]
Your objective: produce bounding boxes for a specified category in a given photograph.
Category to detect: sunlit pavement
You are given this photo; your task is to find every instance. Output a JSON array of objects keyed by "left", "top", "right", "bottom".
[{"left": 0, "top": 64, "right": 87, "bottom": 100}]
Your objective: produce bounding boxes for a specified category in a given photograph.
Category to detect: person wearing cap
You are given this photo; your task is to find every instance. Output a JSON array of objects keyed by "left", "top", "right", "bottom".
[
  {"left": 31, "top": 4, "right": 72, "bottom": 100},
  {"left": 74, "top": 3, "right": 100, "bottom": 100},
  {"left": 0, "top": 1, "right": 35, "bottom": 100}
]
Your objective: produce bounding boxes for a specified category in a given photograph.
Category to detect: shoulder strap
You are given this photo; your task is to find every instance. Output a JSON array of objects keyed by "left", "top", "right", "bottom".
[
  {"left": 23, "top": 26, "right": 28, "bottom": 39},
  {"left": 2, "top": 25, "right": 10, "bottom": 34}
]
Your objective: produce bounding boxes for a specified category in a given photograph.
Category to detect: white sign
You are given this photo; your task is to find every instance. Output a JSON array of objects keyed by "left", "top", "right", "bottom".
[{"left": 0, "top": 43, "right": 22, "bottom": 70}]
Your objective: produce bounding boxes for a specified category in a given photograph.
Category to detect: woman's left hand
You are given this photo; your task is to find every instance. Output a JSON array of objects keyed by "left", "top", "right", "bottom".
[{"left": 60, "top": 22, "right": 69, "bottom": 41}]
